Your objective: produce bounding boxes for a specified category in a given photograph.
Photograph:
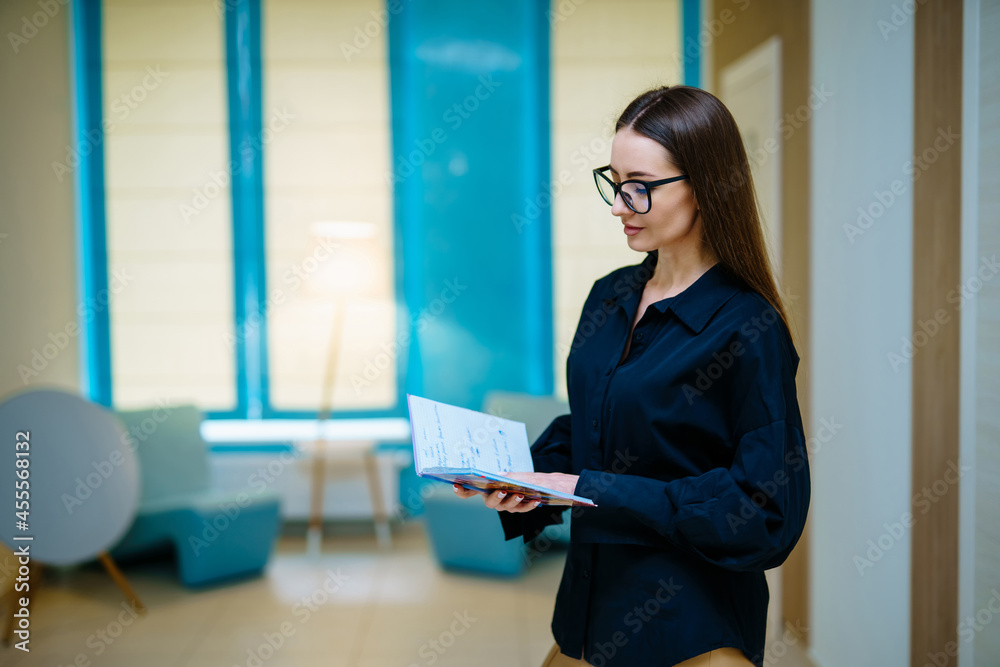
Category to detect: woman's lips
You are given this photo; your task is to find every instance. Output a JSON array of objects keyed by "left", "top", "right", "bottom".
[{"left": 623, "top": 224, "right": 643, "bottom": 236}]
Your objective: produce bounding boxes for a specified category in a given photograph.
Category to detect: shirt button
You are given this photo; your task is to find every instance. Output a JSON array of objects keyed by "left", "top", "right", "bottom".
[
  {"left": 582, "top": 569, "right": 590, "bottom": 579},
  {"left": 635, "top": 332, "right": 644, "bottom": 342},
  {"left": 591, "top": 419, "right": 599, "bottom": 430}
]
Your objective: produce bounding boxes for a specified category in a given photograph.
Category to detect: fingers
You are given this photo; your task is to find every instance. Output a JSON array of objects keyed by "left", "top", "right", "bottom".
[
  {"left": 452, "top": 484, "right": 478, "bottom": 499},
  {"left": 451, "top": 484, "right": 541, "bottom": 512},
  {"left": 482, "top": 489, "right": 502, "bottom": 509},
  {"left": 485, "top": 489, "right": 541, "bottom": 513},
  {"left": 507, "top": 497, "right": 542, "bottom": 512}
]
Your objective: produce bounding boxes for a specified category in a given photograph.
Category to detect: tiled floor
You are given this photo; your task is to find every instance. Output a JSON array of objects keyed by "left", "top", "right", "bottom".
[
  {"left": 3, "top": 523, "right": 815, "bottom": 667},
  {"left": 4, "top": 523, "right": 562, "bottom": 667}
]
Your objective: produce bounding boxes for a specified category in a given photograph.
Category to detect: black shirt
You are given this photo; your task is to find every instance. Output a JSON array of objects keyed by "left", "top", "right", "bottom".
[{"left": 499, "top": 249, "right": 810, "bottom": 667}]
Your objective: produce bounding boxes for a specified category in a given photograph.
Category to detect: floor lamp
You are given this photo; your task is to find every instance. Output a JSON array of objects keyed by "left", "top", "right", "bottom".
[{"left": 304, "top": 221, "right": 380, "bottom": 553}]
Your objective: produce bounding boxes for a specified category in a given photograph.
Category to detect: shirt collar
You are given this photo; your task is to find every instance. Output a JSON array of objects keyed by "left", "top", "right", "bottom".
[{"left": 612, "top": 250, "right": 744, "bottom": 335}]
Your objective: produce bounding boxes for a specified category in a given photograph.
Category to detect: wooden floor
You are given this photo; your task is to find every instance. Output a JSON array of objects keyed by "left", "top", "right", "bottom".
[{"left": 3, "top": 523, "right": 815, "bottom": 666}]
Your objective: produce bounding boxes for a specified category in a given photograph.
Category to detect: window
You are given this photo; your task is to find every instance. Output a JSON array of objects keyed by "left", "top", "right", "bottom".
[
  {"left": 549, "top": 0, "right": 682, "bottom": 397},
  {"left": 103, "top": 0, "right": 235, "bottom": 409},
  {"left": 95, "top": 0, "right": 397, "bottom": 416},
  {"left": 262, "top": 0, "right": 397, "bottom": 412}
]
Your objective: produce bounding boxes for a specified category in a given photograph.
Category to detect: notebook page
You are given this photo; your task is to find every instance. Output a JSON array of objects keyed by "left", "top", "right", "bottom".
[{"left": 406, "top": 394, "right": 533, "bottom": 475}]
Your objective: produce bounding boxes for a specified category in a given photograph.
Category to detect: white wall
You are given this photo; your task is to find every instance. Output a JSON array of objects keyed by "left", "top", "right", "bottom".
[
  {"left": 959, "top": 4, "right": 979, "bottom": 667},
  {"left": 809, "top": 1, "right": 914, "bottom": 665},
  {"left": 972, "top": 1, "right": 1000, "bottom": 665},
  {"left": 209, "top": 449, "right": 404, "bottom": 521}
]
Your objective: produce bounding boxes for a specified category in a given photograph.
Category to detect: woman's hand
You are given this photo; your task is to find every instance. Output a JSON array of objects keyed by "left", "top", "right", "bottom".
[{"left": 452, "top": 472, "right": 580, "bottom": 513}]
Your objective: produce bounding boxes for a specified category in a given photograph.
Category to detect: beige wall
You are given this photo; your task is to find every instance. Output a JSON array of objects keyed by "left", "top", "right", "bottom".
[
  {"left": 0, "top": 0, "right": 79, "bottom": 590},
  {"left": 551, "top": 0, "right": 681, "bottom": 396},
  {"left": 0, "top": 0, "right": 80, "bottom": 399}
]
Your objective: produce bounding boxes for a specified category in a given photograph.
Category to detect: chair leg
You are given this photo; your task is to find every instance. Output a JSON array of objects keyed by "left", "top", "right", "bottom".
[
  {"left": 364, "top": 447, "right": 391, "bottom": 548},
  {"left": 307, "top": 440, "right": 327, "bottom": 553},
  {"left": 97, "top": 552, "right": 146, "bottom": 615},
  {"left": 1, "top": 577, "right": 17, "bottom": 646}
]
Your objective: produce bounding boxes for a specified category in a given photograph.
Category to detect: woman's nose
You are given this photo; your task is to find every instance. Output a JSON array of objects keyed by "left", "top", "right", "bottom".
[{"left": 611, "top": 191, "right": 631, "bottom": 216}]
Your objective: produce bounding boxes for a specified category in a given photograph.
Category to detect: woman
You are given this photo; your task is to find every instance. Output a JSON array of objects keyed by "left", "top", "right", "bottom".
[{"left": 454, "top": 85, "right": 810, "bottom": 667}]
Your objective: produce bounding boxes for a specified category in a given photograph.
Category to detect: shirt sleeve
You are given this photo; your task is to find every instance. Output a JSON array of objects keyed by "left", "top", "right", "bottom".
[
  {"left": 497, "top": 413, "right": 573, "bottom": 543},
  {"left": 570, "top": 321, "right": 811, "bottom": 572}
]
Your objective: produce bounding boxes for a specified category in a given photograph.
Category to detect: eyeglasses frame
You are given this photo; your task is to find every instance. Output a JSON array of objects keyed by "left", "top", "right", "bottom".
[{"left": 592, "top": 165, "right": 690, "bottom": 214}]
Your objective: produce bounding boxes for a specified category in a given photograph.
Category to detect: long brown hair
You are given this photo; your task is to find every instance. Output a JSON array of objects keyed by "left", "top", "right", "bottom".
[{"left": 616, "top": 85, "right": 792, "bottom": 340}]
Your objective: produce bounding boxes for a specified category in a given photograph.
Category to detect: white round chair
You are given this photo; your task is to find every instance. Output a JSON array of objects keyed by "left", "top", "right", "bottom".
[{"left": 0, "top": 387, "right": 144, "bottom": 645}]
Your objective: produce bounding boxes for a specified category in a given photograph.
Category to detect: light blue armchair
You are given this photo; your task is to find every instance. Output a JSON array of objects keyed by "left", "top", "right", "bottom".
[{"left": 111, "top": 406, "right": 282, "bottom": 586}]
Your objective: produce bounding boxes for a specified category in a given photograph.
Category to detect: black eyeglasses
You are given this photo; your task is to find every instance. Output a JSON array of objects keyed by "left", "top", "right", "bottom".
[{"left": 593, "top": 165, "right": 689, "bottom": 214}]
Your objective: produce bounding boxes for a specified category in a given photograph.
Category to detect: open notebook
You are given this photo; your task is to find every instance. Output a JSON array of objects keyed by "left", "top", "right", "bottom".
[{"left": 406, "top": 394, "right": 596, "bottom": 507}]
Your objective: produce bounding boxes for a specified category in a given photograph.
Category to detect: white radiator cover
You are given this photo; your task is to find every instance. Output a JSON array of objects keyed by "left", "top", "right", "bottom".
[{"left": 207, "top": 449, "right": 408, "bottom": 520}]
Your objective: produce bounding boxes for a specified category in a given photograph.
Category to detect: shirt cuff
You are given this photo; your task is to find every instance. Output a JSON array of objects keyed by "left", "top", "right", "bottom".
[
  {"left": 497, "top": 503, "right": 568, "bottom": 544},
  {"left": 569, "top": 468, "right": 678, "bottom": 546}
]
